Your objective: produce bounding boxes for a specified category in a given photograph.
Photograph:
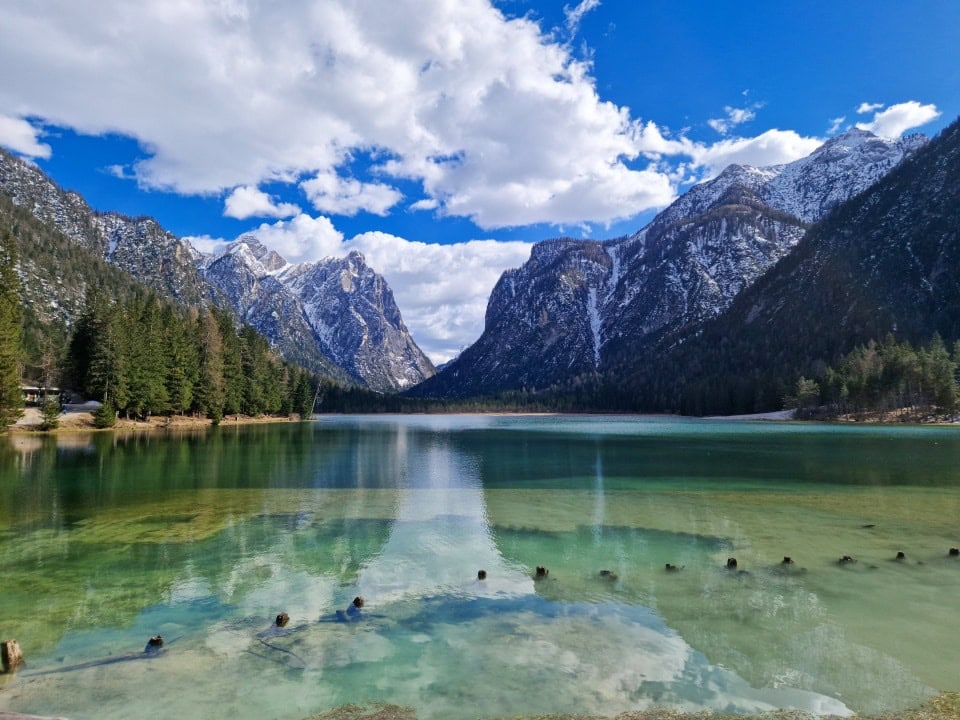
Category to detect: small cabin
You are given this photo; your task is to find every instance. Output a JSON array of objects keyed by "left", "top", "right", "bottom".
[{"left": 20, "top": 385, "right": 61, "bottom": 407}]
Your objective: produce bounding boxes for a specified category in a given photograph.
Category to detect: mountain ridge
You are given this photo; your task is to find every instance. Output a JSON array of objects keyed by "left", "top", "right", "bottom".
[{"left": 411, "top": 128, "right": 927, "bottom": 398}]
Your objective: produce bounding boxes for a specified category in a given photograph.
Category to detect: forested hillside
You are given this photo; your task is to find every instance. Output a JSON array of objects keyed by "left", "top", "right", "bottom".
[{"left": 608, "top": 117, "right": 960, "bottom": 415}]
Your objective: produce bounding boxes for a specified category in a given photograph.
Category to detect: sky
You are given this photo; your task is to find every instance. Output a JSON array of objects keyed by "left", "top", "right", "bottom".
[{"left": 0, "top": 1, "right": 957, "bottom": 362}]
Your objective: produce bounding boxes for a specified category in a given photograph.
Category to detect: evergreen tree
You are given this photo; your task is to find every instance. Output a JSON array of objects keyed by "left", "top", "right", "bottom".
[
  {"left": 39, "top": 395, "right": 60, "bottom": 430},
  {"left": 217, "top": 309, "right": 243, "bottom": 416},
  {"left": 293, "top": 370, "right": 313, "bottom": 418},
  {"left": 0, "top": 229, "right": 23, "bottom": 428},
  {"left": 86, "top": 300, "right": 129, "bottom": 412},
  {"left": 195, "top": 310, "right": 226, "bottom": 422},
  {"left": 164, "top": 306, "right": 198, "bottom": 415}
]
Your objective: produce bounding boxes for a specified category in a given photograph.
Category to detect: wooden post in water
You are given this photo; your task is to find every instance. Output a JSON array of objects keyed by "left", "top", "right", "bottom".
[{"left": 1, "top": 640, "right": 24, "bottom": 673}]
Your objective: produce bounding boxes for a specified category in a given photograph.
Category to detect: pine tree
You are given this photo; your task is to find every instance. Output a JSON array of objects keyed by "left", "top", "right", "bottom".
[
  {"left": 164, "top": 306, "right": 198, "bottom": 416},
  {"left": 217, "top": 310, "right": 243, "bottom": 416},
  {"left": 195, "top": 310, "right": 225, "bottom": 422},
  {"left": 0, "top": 229, "right": 23, "bottom": 428},
  {"left": 293, "top": 370, "right": 313, "bottom": 418}
]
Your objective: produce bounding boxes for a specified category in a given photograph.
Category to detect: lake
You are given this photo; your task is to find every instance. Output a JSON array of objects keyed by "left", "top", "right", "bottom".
[{"left": 1, "top": 415, "right": 959, "bottom": 719}]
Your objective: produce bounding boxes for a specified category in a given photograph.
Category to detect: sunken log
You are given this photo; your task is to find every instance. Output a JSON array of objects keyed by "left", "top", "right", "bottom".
[{"left": 1, "top": 640, "right": 24, "bottom": 673}]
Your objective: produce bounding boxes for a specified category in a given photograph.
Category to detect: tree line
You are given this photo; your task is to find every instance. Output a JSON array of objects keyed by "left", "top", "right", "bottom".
[
  {"left": 67, "top": 293, "right": 318, "bottom": 426},
  {"left": 786, "top": 335, "right": 959, "bottom": 420}
]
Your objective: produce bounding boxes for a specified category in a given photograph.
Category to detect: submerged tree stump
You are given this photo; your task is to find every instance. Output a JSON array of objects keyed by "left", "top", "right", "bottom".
[{"left": 2, "top": 640, "right": 24, "bottom": 673}]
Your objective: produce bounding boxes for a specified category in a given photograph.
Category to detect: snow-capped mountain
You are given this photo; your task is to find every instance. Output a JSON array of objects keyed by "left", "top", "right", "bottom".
[
  {"left": 0, "top": 148, "right": 434, "bottom": 391},
  {"left": 628, "top": 116, "right": 960, "bottom": 416},
  {"left": 0, "top": 148, "right": 216, "bottom": 307},
  {"left": 414, "top": 129, "right": 927, "bottom": 397},
  {"left": 201, "top": 238, "right": 435, "bottom": 392}
]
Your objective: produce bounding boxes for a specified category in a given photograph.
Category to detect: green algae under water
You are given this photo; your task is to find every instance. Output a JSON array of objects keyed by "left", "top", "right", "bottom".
[{"left": 1, "top": 415, "right": 959, "bottom": 720}]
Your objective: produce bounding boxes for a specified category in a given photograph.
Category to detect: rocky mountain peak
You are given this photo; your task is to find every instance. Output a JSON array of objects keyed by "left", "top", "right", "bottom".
[{"left": 226, "top": 235, "right": 288, "bottom": 273}]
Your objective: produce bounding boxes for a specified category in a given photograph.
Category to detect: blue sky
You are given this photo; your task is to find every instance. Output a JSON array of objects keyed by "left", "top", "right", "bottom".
[{"left": 0, "top": 1, "right": 956, "bottom": 359}]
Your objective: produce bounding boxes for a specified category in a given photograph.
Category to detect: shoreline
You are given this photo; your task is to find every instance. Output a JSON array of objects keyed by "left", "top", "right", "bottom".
[
  {"left": 8, "top": 410, "right": 308, "bottom": 435},
  {"left": 6, "top": 408, "right": 960, "bottom": 436}
]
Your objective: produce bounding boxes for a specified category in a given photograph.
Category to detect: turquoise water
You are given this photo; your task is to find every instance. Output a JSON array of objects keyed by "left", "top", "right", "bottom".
[{"left": 1, "top": 415, "right": 959, "bottom": 719}]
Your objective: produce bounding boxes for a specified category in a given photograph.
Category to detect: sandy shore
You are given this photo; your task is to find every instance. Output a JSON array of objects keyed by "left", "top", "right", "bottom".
[{"left": 10, "top": 407, "right": 305, "bottom": 434}]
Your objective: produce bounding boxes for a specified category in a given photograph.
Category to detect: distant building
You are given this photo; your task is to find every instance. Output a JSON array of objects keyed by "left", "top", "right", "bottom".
[{"left": 20, "top": 385, "right": 61, "bottom": 407}]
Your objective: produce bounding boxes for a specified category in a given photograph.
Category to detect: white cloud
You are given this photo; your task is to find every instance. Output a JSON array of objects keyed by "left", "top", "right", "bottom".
[
  {"left": 0, "top": 0, "right": 678, "bottom": 228},
  {"left": 564, "top": 0, "right": 601, "bottom": 34},
  {"left": 300, "top": 171, "right": 402, "bottom": 216},
  {"left": 249, "top": 213, "right": 345, "bottom": 265},
  {"left": 707, "top": 105, "right": 760, "bottom": 136},
  {"left": 855, "top": 100, "right": 940, "bottom": 139},
  {"left": 0, "top": 114, "right": 50, "bottom": 158},
  {"left": 347, "top": 231, "right": 532, "bottom": 362},
  {"left": 184, "top": 234, "right": 228, "bottom": 256},
  {"left": 409, "top": 198, "right": 439, "bottom": 211},
  {"left": 856, "top": 102, "right": 884, "bottom": 114},
  {"left": 827, "top": 116, "right": 846, "bottom": 135},
  {"left": 687, "top": 129, "right": 823, "bottom": 178},
  {"left": 223, "top": 185, "right": 300, "bottom": 219}
]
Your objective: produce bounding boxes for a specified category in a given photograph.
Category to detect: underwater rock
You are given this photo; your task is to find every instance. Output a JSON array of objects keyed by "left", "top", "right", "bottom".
[
  {"left": 477, "top": 570, "right": 487, "bottom": 580},
  {"left": 599, "top": 569, "right": 618, "bottom": 580},
  {"left": 276, "top": 612, "right": 290, "bottom": 628},
  {"left": 535, "top": 566, "right": 549, "bottom": 579}
]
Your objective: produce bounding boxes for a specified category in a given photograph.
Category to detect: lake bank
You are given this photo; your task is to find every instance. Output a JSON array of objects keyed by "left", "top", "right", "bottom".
[{"left": 8, "top": 407, "right": 307, "bottom": 434}]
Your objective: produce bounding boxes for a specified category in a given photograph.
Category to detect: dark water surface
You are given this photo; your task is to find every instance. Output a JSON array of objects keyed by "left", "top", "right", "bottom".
[{"left": 1, "top": 416, "right": 959, "bottom": 719}]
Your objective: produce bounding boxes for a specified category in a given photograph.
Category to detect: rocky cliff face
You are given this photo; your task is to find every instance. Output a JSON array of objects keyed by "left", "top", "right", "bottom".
[
  {"left": 414, "top": 129, "right": 926, "bottom": 397},
  {"left": 203, "top": 240, "right": 435, "bottom": 392}
]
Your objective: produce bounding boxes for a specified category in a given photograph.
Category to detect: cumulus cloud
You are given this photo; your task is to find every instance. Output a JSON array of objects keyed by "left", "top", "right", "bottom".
[
  {"left": 243, "top": 214, "right": 346, "bottom": 265},
  {"left": 223, "top": 185, "right": 300, "bottom": 220},
  {"left": 347, "top": 232, "right": 532, "bottom": 362},
  {"left": 301, "top": 171, "right": 403, "bottom": 217},
  {"left": 856, "top": 102, "right": 884, "bottom": 114},
  {"left": 855, "top": 100, "right": 940, "bottom": 138},
  {"left": 188, "top": 213, "right": 532, "bottom": 362},
  {"left": 686, "top": 129, "right": 823, "bottom": 178},
  {"left": 0, "top": 0, "right": 678, "bottom": 228},
  {"left": 0, "top": 114, "right": 50, "bottom": 158}
]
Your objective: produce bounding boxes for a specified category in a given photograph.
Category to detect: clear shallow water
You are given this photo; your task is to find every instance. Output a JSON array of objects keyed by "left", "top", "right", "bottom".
[{"left": 1, "top": 415, "right": 959, "bottom": 719}]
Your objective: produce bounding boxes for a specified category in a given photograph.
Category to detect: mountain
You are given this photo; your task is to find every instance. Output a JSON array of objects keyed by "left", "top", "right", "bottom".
[
  {"left": 201, "top": 238, "right": 435, "bottom": 392},
  {"left": 412, "top": 129, "right": 926, "bottom": 398},
  {"left": 0, "top": 148, "right": 434, "bottom": 392},
  {"left": 0, "top": 149, "right": 217, "bottom": 307},
  {"left": 0, "top": 191, "right": 149, "bottom": 372},
  {"left": 621, "top": 117, "right": 960, "bottom": 416}
]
